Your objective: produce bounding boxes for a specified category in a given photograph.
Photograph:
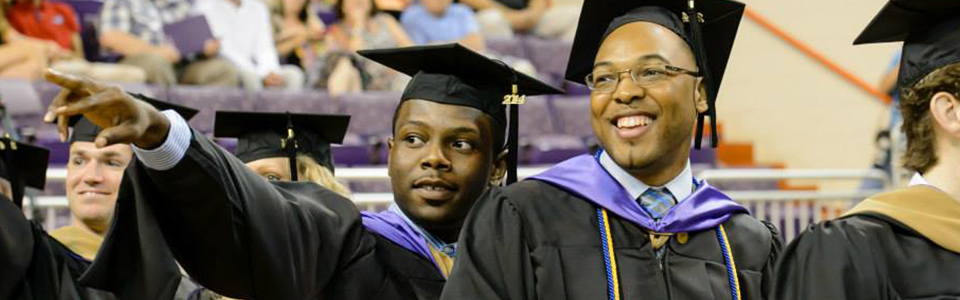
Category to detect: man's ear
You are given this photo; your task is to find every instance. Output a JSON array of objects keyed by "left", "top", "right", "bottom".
[
  {"left": 386, "top": 136, "right": 395, "bottom": 166},
  {"left": 929, "top": 91, "right": 960, "bottom": 137},
  {"left": 489, "top": 149, "right": 508, "bottom": 187},
  {"left": 695, "top": 78, "right": 709, "bottom": 114}
]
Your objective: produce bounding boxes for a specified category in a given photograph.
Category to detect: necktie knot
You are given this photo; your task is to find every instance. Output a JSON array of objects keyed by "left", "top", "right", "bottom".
[{"left": 639, "top": 187, "right": 677, "bottom": 220}]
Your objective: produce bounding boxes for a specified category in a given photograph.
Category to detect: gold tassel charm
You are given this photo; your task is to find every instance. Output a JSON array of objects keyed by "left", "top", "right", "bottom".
[{"left": 502, "top": 84, "right": 526, "bottom": 105}]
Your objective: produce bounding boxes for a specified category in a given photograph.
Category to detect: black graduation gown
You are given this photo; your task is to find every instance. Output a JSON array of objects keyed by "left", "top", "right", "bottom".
[
  {"left": 0, "top": 196, "right": 116, "bottom": 300},
  {"left": 442, "top": 180, "right": 782, "bottom": 300},
  {"left": 773, "top": 186, "right": 960, "bottom": 299},
  {"left": 88, "top": 129, "right": 445, "bottom": 300}
]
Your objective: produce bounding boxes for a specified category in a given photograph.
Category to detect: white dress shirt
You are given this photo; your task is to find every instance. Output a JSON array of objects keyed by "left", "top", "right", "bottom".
[
  {"left": 193, "top": 0, "right": 281, "bottom": 78},
  {"left": 598, "top": 151, "right": 695, "bottom": 202},
  {"left": 132, "top": 111, "right": 192, "bottom": 170}
]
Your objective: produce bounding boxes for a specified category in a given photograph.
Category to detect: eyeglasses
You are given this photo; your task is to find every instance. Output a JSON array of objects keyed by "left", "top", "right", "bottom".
[{"left": 585, "top": 65, "right": 700, "bottom": 92}]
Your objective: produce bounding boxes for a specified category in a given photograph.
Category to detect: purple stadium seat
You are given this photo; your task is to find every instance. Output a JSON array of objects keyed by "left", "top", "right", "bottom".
[
  {"left": 1, "top": 79, "right": 42, "bottom": 112},
  {"left": 523, "top": 37, "right": 572, "bottom": 87},
  {"left": 254, "top": 89, "right": 338, "bottom": 114},
  {"left": 514, "top": 96, "right": 588, "bottom": 163},
  {"left": 527, "top": 134, "right": 587, "bottom": 164},
  {"left": 550, "top": 96, "right": 592, "bottom": 139},
  {"left": 337, "top": 91, "right": 400, "bottom": 136},
  {"left": 486, "top": 38, "right": 527, "bottom": 60},
  {"left": 34, "top": 81, "right": 62, "bottom": 109},
  {"left": 517, "top": 95, "right": 558, "bottom": 137},
  {"left": 337, "top": 91, "right": 400, "bottom": 165},
  {"left": 166, "top": 85, "right": 255, "bottom": 133},
  {"left": 690, "top": 147, "right": 717, "bottom": 166},
  {"left": 348, "top": 181, "right": 392, "bottom": 193},
  {"left": 332, "top": 133, "right": 372, "bottom": 166}
]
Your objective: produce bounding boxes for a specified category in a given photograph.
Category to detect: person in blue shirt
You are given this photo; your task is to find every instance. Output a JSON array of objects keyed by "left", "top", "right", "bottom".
[{"left": 400, "top": 0, "right": 485, "bottom": 51}]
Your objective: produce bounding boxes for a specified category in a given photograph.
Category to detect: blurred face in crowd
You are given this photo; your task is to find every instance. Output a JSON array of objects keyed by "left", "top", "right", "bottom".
[
  {"left": 65, "top": 142, "right": 132, "bottom": 234},
  {"left": 422, "top": 0, "right": 452, "bottom": 17},
  {"left": 589, "top": 22, "right": 707, "bottom": 182},
  {"left": 388, "top": 100, "right": 506, "bottom": 235}
]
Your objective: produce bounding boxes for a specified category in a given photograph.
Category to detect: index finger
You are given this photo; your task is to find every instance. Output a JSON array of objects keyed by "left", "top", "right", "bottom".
[{"left": 43, "top": 69, "right": 106, "bottom": 94}]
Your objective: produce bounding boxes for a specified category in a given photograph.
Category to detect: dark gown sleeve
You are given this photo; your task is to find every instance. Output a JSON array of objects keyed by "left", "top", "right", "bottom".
[
  {"left": 91, "top": 129, "right": 368, "bottom": 300},
  {"left": 759, "top": 220, "right": 782, "bottom": 299},
  {"left": 0, "top": 197, "right": 34, "bottom": 300},
  {"left": 441, "top": 187, "right": 537, "bottom": 300},
  {"left": 772, "top": 218, "right": 888, "bottom": 300}
]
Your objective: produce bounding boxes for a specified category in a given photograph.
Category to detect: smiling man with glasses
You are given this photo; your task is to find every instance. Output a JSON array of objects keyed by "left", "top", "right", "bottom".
[{"left": 441, "top": 0, "right": 781, "bottom": 299}]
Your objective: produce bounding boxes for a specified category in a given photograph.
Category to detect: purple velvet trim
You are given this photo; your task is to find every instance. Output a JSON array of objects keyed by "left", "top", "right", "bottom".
[
  {"left": 360, "top": 210, "right": 438, "bottom": 268},
  {"left": 529, "top": 154, "right": 747, "bottom": 233}
]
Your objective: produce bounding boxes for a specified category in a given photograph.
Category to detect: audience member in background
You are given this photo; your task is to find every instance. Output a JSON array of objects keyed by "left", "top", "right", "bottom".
[
  {"left": 260, "top": 0, "right": 325, "bottom": 65},
  {"left": 461, "top": 0, "right": 580, "bottom": 41},
  {"left": 400, "top": 0, "right": 484, "bottom": 51},
  {"left": 195, "top": 0, "right": 305, "bottom": 91},
  {"left": 98, "top": 0, "right": 239, "bottom": 86},
  {"left": 0, "top": 2, "right": 57, "bottom": 79},
  {"left": 4, "top": 0, "right": 146, "bottom": 82},
  {"left": 396, "top": 0, "right": 540, "bottom": 79},
  {"left": 315, "top": 0, "right": 412, "bottom": 95}
]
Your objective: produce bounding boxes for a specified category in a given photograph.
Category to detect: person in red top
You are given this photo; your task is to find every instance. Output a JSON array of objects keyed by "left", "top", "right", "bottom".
[
  {"left": 5, "top": 0, "right": 78, "bottom": 51},
  {"left": 3, "top": 0, "right": 145, "bottom": 82}
]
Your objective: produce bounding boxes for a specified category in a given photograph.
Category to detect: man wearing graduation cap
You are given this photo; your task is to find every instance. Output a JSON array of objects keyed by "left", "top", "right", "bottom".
[
  {"left": 773, "top": 1, "right": 960, "bottom": 298},
  {"left": 442, "top": 0, "right": 781, "bottom": 299},
  {"left": 59, "top": 95, "right": 224, "bottom": 300},
  {"left": 50, "top": 95, "right": 196, "bottom": 262},
  {"left": 42, "top": 43, "right": 562, "bottom": 300},
  {"left": 0, "top": 136, "right": 119, "bottom": 299}
]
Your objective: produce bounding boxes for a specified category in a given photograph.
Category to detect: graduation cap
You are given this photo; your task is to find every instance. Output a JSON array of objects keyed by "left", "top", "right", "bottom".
[
  {"left": 0, "top": 137, "right": 50, "bottom": 207},
  {"left": 214, "top": 111, "right": 351, "bottom": 180},
  {"left": 357, "top": 43, "right": 565, "bottom": 184},
  {"left": 565, "top": 0, "right": 745, "bottom": 149},
  {"left": 855, "top": 0, "right": 960, "bottom": 88},
  {"left": 69, "top": 93, "right": 200, "bottom": 143}
]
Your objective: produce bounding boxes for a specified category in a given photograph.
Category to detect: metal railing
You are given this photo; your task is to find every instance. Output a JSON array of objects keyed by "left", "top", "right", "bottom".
[
  {"left": 32, "top": 167, "right": 890, "bottom": 242},
  {"left": 698, "top": 168, "right": 889, "bottom": 242}
]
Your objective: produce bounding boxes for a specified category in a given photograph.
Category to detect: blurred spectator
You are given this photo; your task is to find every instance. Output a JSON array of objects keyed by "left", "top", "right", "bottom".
[
  {"left": 0, "top": 9, "right": 48, "bottom": 79},
  {"left": 400, "top": 0, "right": 484, "bottom": 51},
  {"left": 195, "top": 0, "right": 305, "bottom": 90},
  {"left": 4, "top": 0, "right": 146, "bottom": 82},
  {"left": 313, "top": 0, "right": 412, "bottom": 95},
  {"left": 98, "top": 0, "right": 240, "bottom": 86},
  {"left": 260, "top": 0, "right": 325, "bottom": 63},
  {"left": 462, "top": 0, "right": 580, "bottom": 41}
]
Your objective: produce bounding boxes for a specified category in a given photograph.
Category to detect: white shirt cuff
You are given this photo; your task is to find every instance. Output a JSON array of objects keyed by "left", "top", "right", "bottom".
[{"left": 132, "top": 110, "right": 192, "bottom": 171}]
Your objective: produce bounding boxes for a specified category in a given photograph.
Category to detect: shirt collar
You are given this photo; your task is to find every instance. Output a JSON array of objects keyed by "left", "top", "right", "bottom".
[
  {"left": 598, "top": 151, "right": 694, "bottom": 201},
  {"left": 389, "top": 205, "right": 457, "bottom": 257},
  {"left": 910, "top": 172, "right": 934, "bottom": 187}
]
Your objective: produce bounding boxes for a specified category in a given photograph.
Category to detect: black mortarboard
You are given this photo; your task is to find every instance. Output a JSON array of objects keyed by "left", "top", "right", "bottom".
[
  {"left": 214, "top": 111, "right": 351, "bottom": 180},
  {"left": 357, "top": 43, "right": 565, "bottom": 184},
  {"left": 69, "top": 93, "right": 200, "bottom": 143},
  {"left": 0, "top": 137, "right": 49, "bottom": 207},
  {"left": 855, "top": 0, "right": 960, "bottom": 88},
  {"left": 565, "top": 0, "right": 745, "bottom": 149}
]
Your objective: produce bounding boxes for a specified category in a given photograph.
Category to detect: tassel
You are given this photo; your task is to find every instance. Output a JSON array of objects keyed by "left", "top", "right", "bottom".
[
  {"left": 686, "top": 0, "right": 719, "bottom": 149},
  {"left": 283, "top": 112, "right": 299, "bottom": 182}
]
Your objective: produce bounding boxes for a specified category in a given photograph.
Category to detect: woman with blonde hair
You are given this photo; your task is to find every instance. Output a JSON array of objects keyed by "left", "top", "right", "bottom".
[{"left": 214, "top": 111, "right": 352, "bottom": 198}]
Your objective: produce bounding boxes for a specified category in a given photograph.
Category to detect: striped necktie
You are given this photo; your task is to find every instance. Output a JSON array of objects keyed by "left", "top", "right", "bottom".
[{"left": 639, "top": 187, "right": 677, "bottom": 220}]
